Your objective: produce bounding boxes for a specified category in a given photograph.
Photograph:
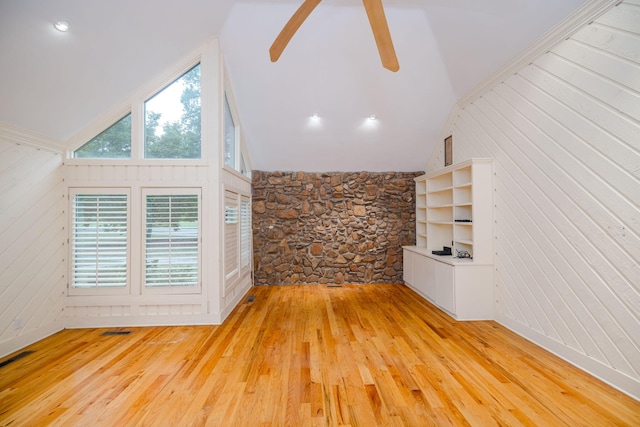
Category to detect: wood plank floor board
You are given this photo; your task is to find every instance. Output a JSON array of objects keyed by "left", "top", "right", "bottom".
[{"left": 1, "top": 284, "right": 639, "bottom": 426}]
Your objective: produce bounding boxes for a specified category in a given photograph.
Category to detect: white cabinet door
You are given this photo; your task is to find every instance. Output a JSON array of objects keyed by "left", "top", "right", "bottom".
[
  {"left": 454, "top": 265, "right": 494, "bottom": 320},
  {"left": 413, "top": 254, "right": 431, "bottom": 299},
  {"left": 423, "top": 256, "right": 436, "bottom": 301},
  {"left": 402, "top": 249, "right": 414, "bottom": 286},
  {"left": 404, "top": 247, "right": 493, "bottom": 320},
  {"left": 435, "top": 261, "right": 455, "bottom": 314}
]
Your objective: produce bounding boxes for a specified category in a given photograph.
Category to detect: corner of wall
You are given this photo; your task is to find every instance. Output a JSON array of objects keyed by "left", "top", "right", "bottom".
[
  {"left": 426, "top": 104, "right": 460, "bottom": 173},
  {"left": 0, "top": 138, "right": 66, "bottom": 358},
  {"left": 439, "top": 0, "right": 640, "bottom": 400},
  {"left": 0, "top": 319, "right": 65, "bottom": 359},
  {"left": 0, "top": 122, "right": 65, "bottom": 154}
]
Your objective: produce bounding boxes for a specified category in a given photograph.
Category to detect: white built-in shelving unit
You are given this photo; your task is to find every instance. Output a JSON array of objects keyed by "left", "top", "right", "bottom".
[{"left": 404, "top": 158, "right": 494, "bottom": 320}]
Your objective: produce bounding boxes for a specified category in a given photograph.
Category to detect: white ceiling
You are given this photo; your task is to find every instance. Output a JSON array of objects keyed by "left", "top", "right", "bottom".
[{"left": 0, "top": 0, "right": 588, "bottom": 171}]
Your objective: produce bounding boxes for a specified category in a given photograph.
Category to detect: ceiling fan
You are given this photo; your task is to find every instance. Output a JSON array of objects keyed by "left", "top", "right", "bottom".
[{"left": 269, "top": 0, "right": 400, "bottom": 72}]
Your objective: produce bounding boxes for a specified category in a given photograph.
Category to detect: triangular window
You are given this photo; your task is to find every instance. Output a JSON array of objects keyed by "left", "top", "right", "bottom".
[
  {"left": 74, "top": 114, "right": 131, "bottom": 158},
  {"left": 223, "top": 93, "right": 236, "bottom": 168}
]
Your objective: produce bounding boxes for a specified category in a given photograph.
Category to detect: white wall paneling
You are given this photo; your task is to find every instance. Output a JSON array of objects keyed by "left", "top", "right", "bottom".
[
  {"left": 427, "top": 0, "right": 640, "bottom": 399},
  {"left": 61, "top": 41, "right": 252, "bottom": 328},
  {"left": 64, "top": 166, "right": 211, "bottom": 326},
  {"left": 0, "top": 39, "right": 253, "bottom": 353},
  {"left": 0, "top": 139, "right": 66, "bottom": 357}
]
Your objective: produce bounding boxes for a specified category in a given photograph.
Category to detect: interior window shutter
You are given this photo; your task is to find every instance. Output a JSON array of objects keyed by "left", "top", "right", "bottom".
[
  {"left": 145, "top": 193, "right": 199, "bottom": 287},
  {"left": 72, "top": 193, "right": 128, "bottom": 288},
  {"left": 224, "top": 190, "right": 239, "bottom": 279},
  {"left": 240, "top": 197, "right": 251, "bottom": 269}
]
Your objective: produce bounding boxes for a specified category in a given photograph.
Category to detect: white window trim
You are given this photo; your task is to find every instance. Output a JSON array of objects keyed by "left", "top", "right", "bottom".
[
  {"left": 142, "top": 187, "right": 202, "bottom": 295},
  {"left": 66, "top": 54, "right": 206, "bottom": 165},
  {"left": 223, "top": 92, "right": 238, "bottom": 171},
  {"left": 143, "top": 63, "right": 203, "bottom": 161},
  {"left": 68, "top": 187, "right": 131, "bottom": 296},
  {"left": 72, "top": 113, "right": 132, "bottom": 160}
]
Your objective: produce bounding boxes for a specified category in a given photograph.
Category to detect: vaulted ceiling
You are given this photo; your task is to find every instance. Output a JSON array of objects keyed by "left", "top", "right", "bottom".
[{"left": 0, "top": 0, "right": 588, "bottom": 171}]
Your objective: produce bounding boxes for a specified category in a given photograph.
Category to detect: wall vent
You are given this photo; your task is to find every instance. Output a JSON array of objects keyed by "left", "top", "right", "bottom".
[
  {"left": 101, "top": 331, "right": 132, "bottom": 336},
  {"left": 0, "top": 350, "right": 35, "bottom": 368}
]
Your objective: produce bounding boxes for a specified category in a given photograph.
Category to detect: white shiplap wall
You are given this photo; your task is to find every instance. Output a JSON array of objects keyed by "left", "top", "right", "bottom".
[
  {"left": 64, "top": 163, "right": 214, "bottom": 327},
  {"left": 0, "top": 40, "right": 254, "bottom": 356},
  {"left": 0, "top": 137, "right": 66, "bottom": 357},
  {"left": 428, "top": 0, "right": 640, "bottom": 399}
]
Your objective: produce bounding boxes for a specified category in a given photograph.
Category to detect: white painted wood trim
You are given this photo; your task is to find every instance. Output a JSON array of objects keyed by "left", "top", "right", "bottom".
[
  {"left": 0, "top": 122, "right": 65, "bottom": 153},
  {"left": 65, "top": 314, "right": 219, "bottom": 329},
  {"left": 0, "top": 319, "right": 64, "bottom": 359},
  {"left": 497, "top": 315, "right": 640, "bottom": 401},
  {"left": 218, "top": 283, "right": 253, "bottom": 324}
]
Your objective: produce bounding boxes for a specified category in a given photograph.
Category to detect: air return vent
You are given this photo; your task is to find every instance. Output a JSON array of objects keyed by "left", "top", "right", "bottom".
[
  {"left": 101, "top": 331, "right": 132, "bottom": 336},
  {"left": 0, "top": 350, "right": 34, "bottom": 368}
]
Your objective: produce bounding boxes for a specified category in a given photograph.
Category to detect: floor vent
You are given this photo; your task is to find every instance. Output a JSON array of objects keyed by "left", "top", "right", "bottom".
[
  {"left": 0, "top": 350, "right": 35, "bottom": 369},
  {"left": 246, "top": 295, "right": 256, "bottom": 303},
  {"left": 101, "top": 331, "right": 132, "bottom": 336},
  {"left": 327, "top": 285, "right": 343, "bottom": 288}
]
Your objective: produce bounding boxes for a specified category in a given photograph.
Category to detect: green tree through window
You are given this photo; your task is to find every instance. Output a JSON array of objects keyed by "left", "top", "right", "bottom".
[
  {"left": 145, "top": 64, "right": 201, "bottom": 159},
  {"left": 74, "top": 114, "right": 131, "bottom": 158}
]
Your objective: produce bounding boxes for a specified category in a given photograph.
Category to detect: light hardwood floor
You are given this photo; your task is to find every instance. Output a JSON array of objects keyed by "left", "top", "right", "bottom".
[{"left": 1, "top": 284, "right": 638, "bottom": 426}]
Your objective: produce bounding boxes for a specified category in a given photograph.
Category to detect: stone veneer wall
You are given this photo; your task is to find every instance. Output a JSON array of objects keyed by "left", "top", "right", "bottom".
[{"left": 252, "top": 171, "right": 423, "bottom": 285}]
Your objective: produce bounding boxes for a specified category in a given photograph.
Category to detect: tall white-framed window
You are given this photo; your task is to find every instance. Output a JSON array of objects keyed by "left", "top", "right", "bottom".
[
  {"left": 144, "top": 64, "right": 201, "bottom": 159},
  {"left": 223, "top": 93, "right": 237, "bottom": 169},
  {"left": 143, "top": 188, "right": 201, "bottom": 294},
  {"left": 224, "top": 190, "right": 239, "bottom": 280},
  {"left": 69, "top": 188, "right": 130, "bottom": 295},
  {"left": 240, "top": 153, "right": 250, "bottom": 178},
  {"left": 240, "top": 196, "right": 251, "bottom": 270}
]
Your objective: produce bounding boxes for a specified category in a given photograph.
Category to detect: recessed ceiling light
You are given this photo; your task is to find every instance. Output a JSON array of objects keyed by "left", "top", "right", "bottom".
[
  {"left": 368, "top": 114, "right": 377, "bottom": 121},
  {"left": 54, "top": 21, "right": 70, "bottom": 32},
  {"left": 311, "top": 113, "right": 319, "bottom": 119}
]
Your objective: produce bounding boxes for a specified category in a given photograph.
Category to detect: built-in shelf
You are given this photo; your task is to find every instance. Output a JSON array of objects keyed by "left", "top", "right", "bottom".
[
  {"left": 406, "top": 158, "right": 494, "bottom": 320},
  {"left": 414, "top": 158, "right": 493, "bottom": 262}
]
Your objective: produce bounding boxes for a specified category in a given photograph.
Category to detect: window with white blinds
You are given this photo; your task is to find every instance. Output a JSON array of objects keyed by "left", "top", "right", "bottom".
[
  {"left": 240, "top": 197, "right": 251, "bottom": 269},
  {"left": 144, "top": 190, "right": 200, "bottom": 290},
  {"left": 224, "top": 190, "right": 239, "bottom": 279},
  {"left": 70, "top": 191, "right": 129, "bottom": 291}
]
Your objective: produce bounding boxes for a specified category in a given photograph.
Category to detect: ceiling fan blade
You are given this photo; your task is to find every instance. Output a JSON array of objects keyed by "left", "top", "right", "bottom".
[
  {"left": 270, "top": 0, "right": 322, "bottom": 62},
  {"left": 362, "top": 0, "right": 399, "bottom": 72}
]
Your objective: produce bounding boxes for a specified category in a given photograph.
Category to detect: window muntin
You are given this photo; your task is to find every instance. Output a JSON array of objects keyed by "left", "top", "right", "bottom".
[
  {"left": 144, "top": 64, "right": 201, "bottom": 159},
  {"left": 74, "top": 114, "right": 132, "bottom": 158},
  {"left": 223, "top": 94, "right": 236, "bottom": 169},
  {"left": 70, "top": 191, "right": 129, "bottom": 292},
  {"left": 144, "top": 190, "right": 200, "bottom": 290}
]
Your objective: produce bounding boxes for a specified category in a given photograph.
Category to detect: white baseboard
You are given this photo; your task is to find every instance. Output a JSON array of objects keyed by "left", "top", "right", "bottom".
[
  {"left": 64, "top": 313, "right": 220, "bottom": 329},
  {"left": 0, "top": 320, "right": 65, "bottom": 358},
  {"left": 218, "top": 283, "right": 253, "bottom": 323},
  {"left": 0, "top": 285, "right": 256, "bottom": 358},
  {"left": 496, "top": 315, "right": 640, "bottom": 402}
]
